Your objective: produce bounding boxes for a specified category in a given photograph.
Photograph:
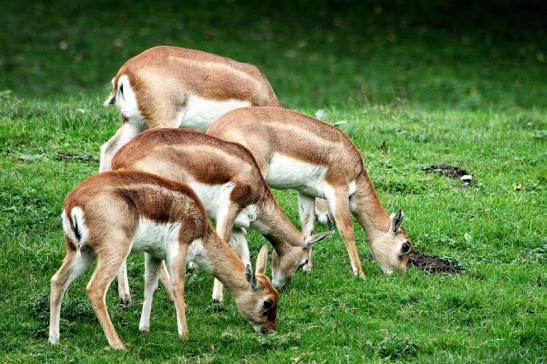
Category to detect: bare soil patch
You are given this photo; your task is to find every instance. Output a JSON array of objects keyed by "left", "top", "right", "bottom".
[{"left": 409, "top": 251, "right": 462, "bottom": 274}]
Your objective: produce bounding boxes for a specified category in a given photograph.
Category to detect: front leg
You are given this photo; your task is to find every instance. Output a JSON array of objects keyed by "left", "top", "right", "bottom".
[
  {"left": 99, "top": 121, "right": 143, "bottom": 172},
  {"left": 230, "top": 228, "right": 250, "bottom": 265},
  {"left": 212, "top": 201, "right": 240, "bottom": 303},
  {"left": 326, "top": 187, "right": 365, "bottom": 278},
  {"left": 297, "top": 192, "right": 315, "bottom": 272},
  {"left": 168, "top": 244, "right": 189, "bottom": 341}
]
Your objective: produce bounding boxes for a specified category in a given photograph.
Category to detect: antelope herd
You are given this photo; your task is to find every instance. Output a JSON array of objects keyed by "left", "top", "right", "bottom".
[{"left": 49, "top": 46, "right": 413, "bottom": 349}]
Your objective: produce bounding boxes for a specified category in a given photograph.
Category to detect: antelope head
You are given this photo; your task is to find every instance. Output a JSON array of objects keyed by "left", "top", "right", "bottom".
[
  {"left": 370, "top": 210, "right": 411, "bottom": 274},
  {"left": 235, "top": 246, "right": 279, "bottom": 334},
  {"left": 270, "top": 231, "right": 333, "bottom": 290}
]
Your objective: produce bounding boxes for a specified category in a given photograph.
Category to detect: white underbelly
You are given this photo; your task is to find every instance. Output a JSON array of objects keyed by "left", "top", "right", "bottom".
[
  {"left": 178, "top": 96, "right": 251, "bottom": 131},
  {"left": 131, "top": 219, "right": 182, "bottom": 259},
  {"left": 265, "top": 153, "right": 327, "bottom": 197}
]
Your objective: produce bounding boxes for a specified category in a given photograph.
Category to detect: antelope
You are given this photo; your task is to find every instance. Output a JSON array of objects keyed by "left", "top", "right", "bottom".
[
  {"left": 207, "top": 106, "right": 413, "bottom": 277},
  {"left": 111, "top": 128, "right": 332, "bottom": 298},
  {"left": 49, "top": 171, "right": 278, "bottom": 350},
  {"left": 100, "top": 45, "right": 281, "bottom": 173}
]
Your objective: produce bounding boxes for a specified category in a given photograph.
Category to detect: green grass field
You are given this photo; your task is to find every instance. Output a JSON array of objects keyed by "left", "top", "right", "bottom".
[{"left": 1, "top": 1, "right": 545, "bottom": 362}]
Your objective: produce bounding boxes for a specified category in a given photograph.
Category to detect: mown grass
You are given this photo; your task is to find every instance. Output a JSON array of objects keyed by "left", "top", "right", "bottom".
[{"left": 0, "top": 1, "right": 546, "bottom": 362}]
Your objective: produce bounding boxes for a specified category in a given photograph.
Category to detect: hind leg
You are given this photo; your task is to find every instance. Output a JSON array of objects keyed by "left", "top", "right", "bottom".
[
  {"left": 326, "top": 187, "right": 365, "bottom": 278},
  {"left": 86, "top": 244, "right": 131, "bottom": 350},
  {"left": 49, "top": 245, "right": 95, "bottom": 345},
  {"left": 297, "top": 192, "right": 316, "bottom": 272},
  {"left": 139, "top": 253, "right": 162, "bottom": 332}
]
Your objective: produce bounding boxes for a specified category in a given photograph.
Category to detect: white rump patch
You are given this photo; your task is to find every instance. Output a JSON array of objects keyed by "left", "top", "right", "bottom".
[
  {"left": 265, "top": 153, "right": 327, "bottom": 197},
  {"left": 131, "top": 218, "right": 182, "bottom": 260},
  {"left": 61, "top": 207, "right": 87, "bottom": 247},
  {"left": 178, "top": 95, "right": 251, "bottom": 131},
  {"left": 114, "top": 74, "right": 143, "bottom": 121}
]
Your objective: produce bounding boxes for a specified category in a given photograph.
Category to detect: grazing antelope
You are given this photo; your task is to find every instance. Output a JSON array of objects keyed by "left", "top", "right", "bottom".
[
  {"left": 208, "top": 107, "right": 412, "bottom": 276},
  {"left": 49, "top": 171, "right": 278, "bottom": 350},
  {"left": 101, "top": 45, "right": 281, "bottom": 173},
  {"left": 112, "top": 129, "right": 332, "bottom": 298}
]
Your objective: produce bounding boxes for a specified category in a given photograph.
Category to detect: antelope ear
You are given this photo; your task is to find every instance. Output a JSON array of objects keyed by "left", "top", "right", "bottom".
[
  {"left": 303, "top": 230, "right": 335, "bottom": 248},
  {"left": 255, "top": 245, "right": 268, "bottom": 275},
  {"left": 245, "top": 264, "right": 257, "bottom": 291},
  {"left": 389, "top": 210, "right": 404, "bottom": 234}
]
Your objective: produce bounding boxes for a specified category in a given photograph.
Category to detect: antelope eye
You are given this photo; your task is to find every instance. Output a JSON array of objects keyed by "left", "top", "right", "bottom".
[{"left": 262, "top": 299, "right": 274, "bottom": 311}]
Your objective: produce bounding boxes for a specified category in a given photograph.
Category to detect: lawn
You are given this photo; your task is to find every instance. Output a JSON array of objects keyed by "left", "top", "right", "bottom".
[{"left": 0, "top": 1, "right": 545, "bottom": 362}]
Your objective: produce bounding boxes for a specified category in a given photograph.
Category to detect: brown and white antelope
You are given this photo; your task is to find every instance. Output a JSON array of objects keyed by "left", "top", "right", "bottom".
[
  {"left": 207, "top": 107, "right": 412, "bottom": 277},
  {"left": 101, "top": 45, "right": 281, "bottom": 173},
  {"left": 49, "top": 171, "right": 278, "bottom": 350},
  {"left": 111, "top": 129, "right": 332, "bottom": 296}
]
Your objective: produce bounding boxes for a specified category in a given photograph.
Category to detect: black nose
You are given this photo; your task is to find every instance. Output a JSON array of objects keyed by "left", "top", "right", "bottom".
[{"left": 401, "top": 242, "right": 410, "bottom": 253}]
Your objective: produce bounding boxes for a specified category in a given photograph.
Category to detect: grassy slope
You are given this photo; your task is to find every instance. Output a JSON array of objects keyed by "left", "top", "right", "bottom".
[{"left": 0, "top": 1, "right": 545, "bottom": 362}]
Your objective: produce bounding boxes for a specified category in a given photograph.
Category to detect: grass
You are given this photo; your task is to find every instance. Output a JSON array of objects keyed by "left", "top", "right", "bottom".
[{"left": 0, "top": 0, "right": 546, "bottom": 362}]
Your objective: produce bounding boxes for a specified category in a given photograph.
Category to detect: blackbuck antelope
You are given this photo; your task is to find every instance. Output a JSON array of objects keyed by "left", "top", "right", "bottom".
[
  {"left": 208, "top": 107, "right": 412, "bottom": 276},
  {"left": 101, "top": 45, "right": 281, "bottom": 172},
  {"left": 49, "top": 171, "right": 278, "bottom": 350},
  {"left": 112, "top": 129, "right": 332, "bottom": 298}
]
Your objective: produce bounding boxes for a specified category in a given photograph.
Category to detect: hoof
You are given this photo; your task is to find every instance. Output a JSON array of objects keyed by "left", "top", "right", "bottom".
[
  {"left": 119, "top": 297, "right": 131, "bottom": 306},
  {"left": 303, "top": 264, "right": 313, "bottom": 273},
  {"left": 111, "top": 342, "right": 127, "bottom": 350}
]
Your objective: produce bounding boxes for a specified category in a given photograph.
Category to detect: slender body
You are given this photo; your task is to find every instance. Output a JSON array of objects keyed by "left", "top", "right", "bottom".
[
  {"left": 49, "top": 171, "right": 278, "bottom": 350},
  {"left": 208, "top": 107, "right": 412, "bottom": 276},
  {"left": 101, "top": 45, "right": 281, "bottom": 172},
  {"left": 112, "top": 129, "right": 331, "bottom": 295}
]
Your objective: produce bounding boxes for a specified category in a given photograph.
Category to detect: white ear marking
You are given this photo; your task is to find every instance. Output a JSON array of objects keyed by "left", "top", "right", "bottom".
[
  {"left": 389, "top": 210, "right": 404, "bottom": 234},
  {"left": 245, "top": 264, "right": 257, "bottom": 290}
]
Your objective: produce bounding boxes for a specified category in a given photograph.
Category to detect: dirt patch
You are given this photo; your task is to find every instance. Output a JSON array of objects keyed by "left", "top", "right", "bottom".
[
  {"left": 57, "top": 152, "right": 96, "bottom": 162},
  {"left": 409, "top": 250, "right": 462, "bottom": 274},
  {"left": 424, "top": 164, "right": 472, "bottom": 184}
]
